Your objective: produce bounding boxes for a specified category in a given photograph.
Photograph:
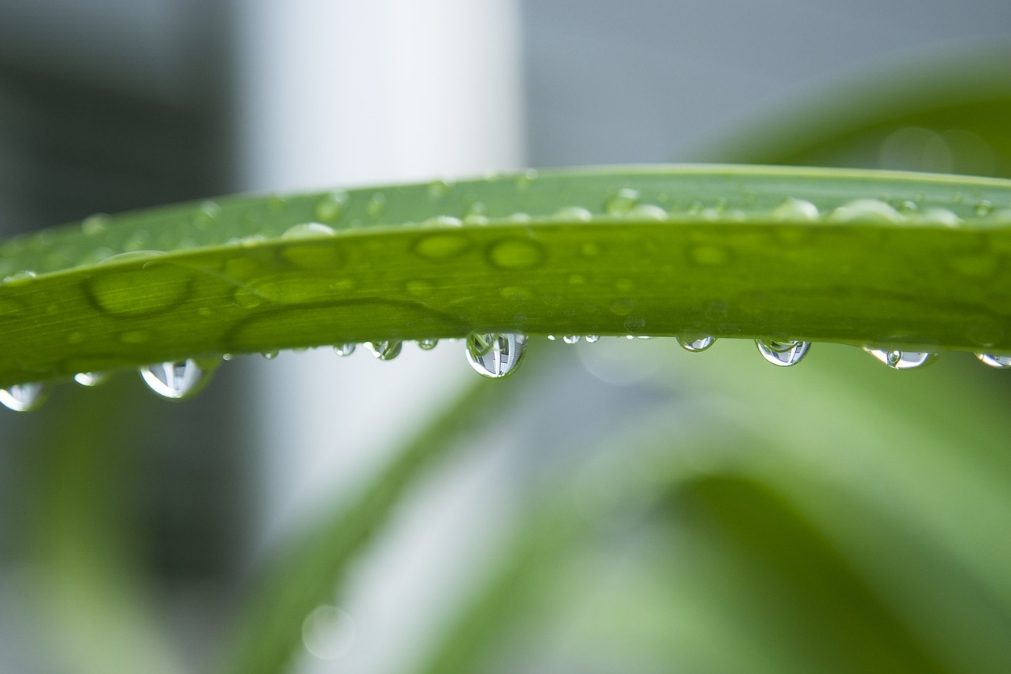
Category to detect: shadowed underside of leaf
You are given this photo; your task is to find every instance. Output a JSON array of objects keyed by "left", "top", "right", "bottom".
[{"left": 1, "top": 164, "right": 1010, "bottom": 387}]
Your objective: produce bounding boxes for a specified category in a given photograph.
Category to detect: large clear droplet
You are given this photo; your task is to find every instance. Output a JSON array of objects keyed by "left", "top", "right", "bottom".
[
  {"left": 677, "top": 335, "right": 716, "bottom": 352},
  {"left": 74, "top": 371, "right": 110, "bottom": 387},
  {"left": 140, "top": 359, "right": 217, "bottom": 400},
  {"left": 0, "top": 382, "right": 48, "bottom": 412},
  {"left": 864, "top": 348, "right": 936, "bottom": 370},
  {"left": 333, "top": 343, "right": 356, "bottom": 357},
  {"left": 977, "top": 353, "right": 1011, "bottom": 369},
  {"left": 756, "top": 339, "right": 810, "bottom": 367},
  {"left": 366, "top": 340, "right": 402, "bottom": 361},
  {"left": 417, "top": 338, "right": 439, "bottom": 351},
  {"left": 466, "top": 332, "right": 527, "bottom": 378}
]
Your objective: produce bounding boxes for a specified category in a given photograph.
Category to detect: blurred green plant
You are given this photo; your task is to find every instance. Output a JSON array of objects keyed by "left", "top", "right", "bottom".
[{"left": 6, "top": 47, "right": 1011, "bottom": 674}]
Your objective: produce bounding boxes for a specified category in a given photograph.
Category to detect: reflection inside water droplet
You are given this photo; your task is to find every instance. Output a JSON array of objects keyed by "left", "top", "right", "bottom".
[
  {"left": 333, "top": 343, "right": 356, "bottom": 357},
  {"left": 677, "top": 335, "right": 716, "bottom": 352},
  {"left": 417, "top": 338, "right": 439, "bottom": 351},
  {"left": 466, "top": 332, "right": 527, "bottom": 378},
  {"left": 756, "top": 339, "right": 810, "bottom": 367},
  {"left": 367, "top": 340, "right": 402, "bottom": 361},
  {"left": 977, "top": 353, "right": 1011, "bottom": 369},
  {"left": 864, "top": 347, "right": 936, "bottom": 370},
  {"left": 74, "top": 371, "right": 110, "bottom": 387},
  {"left": 0, "top": 382, "right": 48, "bottom": 412},
  {"left": 140, "top": 359, "right": 217, "bottom": 400}
]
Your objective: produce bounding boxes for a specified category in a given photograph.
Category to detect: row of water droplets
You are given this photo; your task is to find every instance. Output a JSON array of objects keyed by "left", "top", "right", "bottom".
[
  {"left": 4, "top": 164, "right": 1008, "bottom": 281},
  {"left": 3, "top": 334, "right": 1008, "bottom": 413}
]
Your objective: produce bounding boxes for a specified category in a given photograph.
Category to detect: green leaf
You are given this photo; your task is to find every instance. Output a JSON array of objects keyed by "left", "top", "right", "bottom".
[{"left": 1, "top": 165, "right": 1011, "bottom": 388}]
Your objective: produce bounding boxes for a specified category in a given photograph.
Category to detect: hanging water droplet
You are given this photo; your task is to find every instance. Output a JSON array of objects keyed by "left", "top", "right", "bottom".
[
  {"left": 417, "top": 338, "right": 439, "bottom": 351},
  {"left": 0, "top": 382, "right": 48, "bottom": 412},
  {"left": 677, "top": 335, "right": 716, "bottom": 352},
  {"left": 864, "top": 348, "right": 936, "bottom": 370},
  {"left": 547, "top": 335, "right": 557, "bottom": 341},
  {"left": 140, "top": 359, "right": 217, "bottom": 400},
  {"left": 333, "top": 343, "right": 356, "bottom": 357},
  {"left": 976, "top": 353, "right": 1011, "bottom": 369},
  {"left": 756, "top": 339, "right": 810, "bottom": 367},
  {"left": 366, "top": 340, "right": 402, "bottom": 361},
  {"left": 584, "top": 335, "right": 600, "bottom": 343},
  {"left": 562, "top": 335, "right": 581, "bottom": 345},
  {"left": 261, "top": 351, "right": 279, "bottom": 360},
  {"left": 74, "top": 371, "right": 110, "bottom": 387},
  {"left": 466, "top": 332, "right": 527, "bottom": 378}
]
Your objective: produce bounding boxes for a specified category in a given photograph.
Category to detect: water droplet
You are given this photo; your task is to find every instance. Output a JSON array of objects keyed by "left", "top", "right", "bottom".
[
  {"left": 82, "top": 213, "right": 111, "bottom": 236},
  {"left": 417, "top": 338, "right": 439, "bottom": 351},
  {"left": 515, "top": 170, "right": 538, "bottom": 190},
  {"left": 281, "top": 222, "right": 337, "bottom": 239},
  {"left": 302, "top": 605, "right": 356, "bottom": 660},
  {"left": 562, "top": 335, "right": 581, "bottom": 345},
  {"left": 977, "top": 353, "right": 1011, "bottom": 369},
  {"left": 413, "top": 232, "right": 471, "bottom": 260},
  {"left": 466, "top": 332, "right": 527, "bottom": 378},
  {"left": 74, "top": 371, "right": 110, "bottom": 387},
  {"left": 427, "top": 179, "right": 451, "bottom": 199},
  {"left": 756, "top": 339, "right": 810, "bottom": 367},
  {"left": 314, "top": 192, "right": 347, "bottom": 222},
  {"left": 677, "top": 335, "right": 716, "bottom": 352},
  {"left": 421, "top": 215, "right": 463, "bottom": 228},
  {"left": 0, "top": 382, "right": 48, "bottom": 412},
  {"left": 333, "top": 343, "right": 356, "bottom": 357},
  {"left": 3, "top": 270, "right": 37, "bottom": 284},
  {"left": 771, "top": 198, "right": 819, "bottom": 221},
  {"left": 192, "top": 201, "right": 222, "bottom": 228},
  {"left": 366, "top": 340, "right": 402, "bottom": 361},
  {"left": 554, "top": 206, "right": 592, "bottom": 221},
  {"left": 864, "top": 348, "right": 936, "bottom": 370},
  {"left": 604, "top": 188, "right": 640, "bottom": 216},
  {"left": 584, "top": 335, "right": 600, "bottom": 343},
  {"left": 546, "top": 334, "right": 557, "bottom": 341},
  {"left": 88, "top": 264, "right": 191, "bottom": 317},
  {"left": 261, "top": 351, "right": 279, "bottom": 360},
  {"left": 140, "top": 359, "right": 218, "bottom": 400},
  {"left": 829, "top": 199, "right": 903, "bottom": 223},
  {"left": 487, "top": 239, "right": 545, "bottom": 270},
  {"left": 912, "top": 208, "right": 961, "bottom": 226},
  {"left": 627, "top": 204, "right": 667, "bottom": 220},
  {"left": 366, "top": 193, "right": 387, "bottom": 218},
  {"left": 975, "top": 200, "right": 993, "bottom": 217}
]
